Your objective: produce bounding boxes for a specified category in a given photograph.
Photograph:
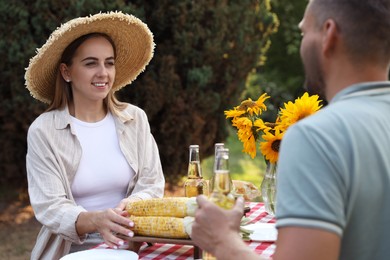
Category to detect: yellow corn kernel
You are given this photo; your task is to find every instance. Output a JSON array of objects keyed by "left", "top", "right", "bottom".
[
  {"left": 126, "top": 197, "right": 197, "bottom": 217},
  {"left": 129, "top": 216, "right": 194, "bottom": 239}
]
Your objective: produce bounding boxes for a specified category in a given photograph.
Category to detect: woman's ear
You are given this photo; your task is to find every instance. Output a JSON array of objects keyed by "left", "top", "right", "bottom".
[{"left": 59, "top": 63, "right": 71, "bottom": 82}]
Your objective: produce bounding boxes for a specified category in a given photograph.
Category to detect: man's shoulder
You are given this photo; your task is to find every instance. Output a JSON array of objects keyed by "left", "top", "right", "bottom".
[{"left": 293, "top": 100, "right": 363, "bottom": 132}]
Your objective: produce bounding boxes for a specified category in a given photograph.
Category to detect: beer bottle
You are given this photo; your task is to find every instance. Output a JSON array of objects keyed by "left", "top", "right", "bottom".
[
  {"left": 203, "top": 148, "right": 235, "bottom": 260},
  {"left": 209, "top": 143, "right": 225, "bottom": 192},
  {"left": 209, "top": 147, "right": 234, "bottom": 208},
  {"left": 184, "top": 145, "right": 209, "bottom": 197}
]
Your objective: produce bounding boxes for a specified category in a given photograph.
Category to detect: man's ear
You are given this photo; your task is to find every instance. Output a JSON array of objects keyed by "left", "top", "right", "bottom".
[
  {"left": 322, "top": 19, "right": 339, "bottom": 57},
  {"left": 59, "top": 63, "right": 71, "bottom": 82}
]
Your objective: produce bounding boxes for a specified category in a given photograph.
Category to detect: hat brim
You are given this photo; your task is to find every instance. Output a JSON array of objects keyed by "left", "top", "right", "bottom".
[{"left": 25, "top": 11, "right": 154, "bottom": 104}]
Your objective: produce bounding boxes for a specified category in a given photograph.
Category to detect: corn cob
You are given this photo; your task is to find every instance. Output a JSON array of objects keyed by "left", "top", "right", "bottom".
[
  {"left": 128, "top": 216, "right": 194, "bottom": 239},
  {"left": 126, "top": 197, "right": 197, "bottom": 217}
]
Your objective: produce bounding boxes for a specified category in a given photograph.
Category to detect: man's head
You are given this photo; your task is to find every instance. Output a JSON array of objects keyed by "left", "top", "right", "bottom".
[{"left": 299, "top": 0, "right": 390, "bottom": 99}]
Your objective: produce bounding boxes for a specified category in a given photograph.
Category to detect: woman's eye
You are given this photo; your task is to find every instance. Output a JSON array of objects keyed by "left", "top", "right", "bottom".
[{"left": 106, "top": 59, "right": 115, "bottom": 66}]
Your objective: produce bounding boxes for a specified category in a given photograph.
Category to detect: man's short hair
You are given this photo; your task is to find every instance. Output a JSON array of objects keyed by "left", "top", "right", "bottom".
[{"left": 311, "top": 0, "right": 390, "bottom": 65}]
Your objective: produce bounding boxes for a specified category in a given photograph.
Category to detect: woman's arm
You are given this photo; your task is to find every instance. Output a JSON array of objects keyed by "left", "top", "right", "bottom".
[{"left": 27, "top": 118, "right": 85, "bottom": 243}]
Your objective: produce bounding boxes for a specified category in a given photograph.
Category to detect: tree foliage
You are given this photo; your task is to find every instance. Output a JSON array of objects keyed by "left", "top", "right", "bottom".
[
  {"left": 0, "top": 0, "right": 278, "bottom": 186},
  {"left": 243, "top": 0, "right": 307, "bottom": 121}
]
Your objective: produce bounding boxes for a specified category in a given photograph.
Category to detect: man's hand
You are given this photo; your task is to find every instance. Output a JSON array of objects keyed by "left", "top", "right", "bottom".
[{"left": 191, "top": 195, "right": 244, "bottom": 254}]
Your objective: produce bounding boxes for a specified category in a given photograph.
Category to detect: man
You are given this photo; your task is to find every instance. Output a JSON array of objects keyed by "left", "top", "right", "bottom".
[{"left": 191, "top": 0, "right": 390, "bottom": 259}]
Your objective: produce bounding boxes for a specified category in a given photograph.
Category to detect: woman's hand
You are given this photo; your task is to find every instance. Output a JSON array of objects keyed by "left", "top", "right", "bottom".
[{"left": 76, "top": 208, "right": 134, "bottom": 249}]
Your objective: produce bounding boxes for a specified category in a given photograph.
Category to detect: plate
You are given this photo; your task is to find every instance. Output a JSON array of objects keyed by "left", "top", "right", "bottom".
[
  {"left": 245, "top": 223, "right": 278, "bottom": 242},
  {"left": 60, "top": 249, "right": 139, "bottom": 260}
]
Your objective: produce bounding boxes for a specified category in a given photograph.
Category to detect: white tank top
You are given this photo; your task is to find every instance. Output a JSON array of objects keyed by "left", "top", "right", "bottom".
[{"left": 70, "top": 112, "right": 134, "bottom": 211}]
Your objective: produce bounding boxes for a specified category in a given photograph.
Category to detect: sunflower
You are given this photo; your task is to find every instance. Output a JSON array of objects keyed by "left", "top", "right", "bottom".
[
  {"left": 233, "top": 117, "right": 258, "bottom": 158},
  {"left": 260, "top": 129, "right": 284, "bottom": 163},
  {"left": 242, "top": 134, "right": 257, "bottom": 159},
  {"left": 236, "top": 93, "right": 270, "bottom": 116},
  {"left": 224, "top": 108, "right": 246, "bottom": 119},
  {"left": 255, "top": 93, "right": 271, "bottom": 112},
  {"left": 225, "top": 92, "right": 322, "bottom": 161},
  {"left": 278, "top": 92, "right": 322, "bottom": 130},
  {"left": 253, "top": 118, "right": 267, "bottom": 131}
]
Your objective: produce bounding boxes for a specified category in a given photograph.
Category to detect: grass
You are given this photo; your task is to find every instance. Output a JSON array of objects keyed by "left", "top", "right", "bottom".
[{"left": 201, "top": 126, "right": 266, "bottom": 191}]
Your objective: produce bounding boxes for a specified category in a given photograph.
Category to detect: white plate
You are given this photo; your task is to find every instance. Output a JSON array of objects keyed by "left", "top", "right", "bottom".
[
  {"left": 245, "top": 223, "right": 278, "bottom": 242},
  {"left": 60, "top": 249, "right": 138, "bottom": 260}
]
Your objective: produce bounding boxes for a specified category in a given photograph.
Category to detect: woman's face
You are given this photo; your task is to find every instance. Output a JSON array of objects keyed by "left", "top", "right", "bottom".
[{"left": 62, "top": 36, "right": 116, "bottom": 104}]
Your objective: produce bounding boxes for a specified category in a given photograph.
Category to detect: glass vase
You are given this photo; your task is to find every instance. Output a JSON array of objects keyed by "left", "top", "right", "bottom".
[{"left": 261, "top": 162, "right": 277, "bottom": 215}]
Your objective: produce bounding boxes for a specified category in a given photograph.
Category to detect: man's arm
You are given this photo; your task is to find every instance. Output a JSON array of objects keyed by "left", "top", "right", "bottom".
[
  {"left": 191, "top": 195, "right": 341, "bottom": 260},
  {"left": 274, "top": 226, "right": 341, "bottom": 260}
]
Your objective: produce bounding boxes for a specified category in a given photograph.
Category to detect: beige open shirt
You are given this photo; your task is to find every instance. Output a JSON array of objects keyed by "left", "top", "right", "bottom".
[{"left": 26, "top": 104, "right": 165, "bottom": 260}]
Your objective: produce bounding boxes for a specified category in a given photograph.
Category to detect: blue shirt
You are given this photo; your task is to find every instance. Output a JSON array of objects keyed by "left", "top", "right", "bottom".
[{"left": 275, "top": 82, "right": 390, "bottom": 259}]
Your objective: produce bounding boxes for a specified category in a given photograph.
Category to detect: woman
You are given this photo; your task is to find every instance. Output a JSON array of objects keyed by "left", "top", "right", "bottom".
[{"left": 25, "top": 12, "right": 165, "bottom": 259}]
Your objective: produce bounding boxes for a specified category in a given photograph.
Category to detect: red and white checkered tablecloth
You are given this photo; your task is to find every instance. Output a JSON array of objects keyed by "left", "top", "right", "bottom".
[
  {"left": 137, "top": 202, "right": 275, "bottom": 259},
  {"left": 95, "top": 202, "right": 276, "bottom": 259}
]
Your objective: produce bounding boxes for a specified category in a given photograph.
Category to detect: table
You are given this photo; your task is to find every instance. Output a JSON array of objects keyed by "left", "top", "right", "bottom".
[
  {"left": 96, "top": 202, "right": 276, "bottom": 259},
  {"left": 139, "top": 202, "right": 275, "bottom": 259}
]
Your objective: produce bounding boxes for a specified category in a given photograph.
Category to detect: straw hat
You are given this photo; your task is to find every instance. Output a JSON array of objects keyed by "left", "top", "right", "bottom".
[{"left": 25, "top": 11, "right": 155, "bottom": 104}]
